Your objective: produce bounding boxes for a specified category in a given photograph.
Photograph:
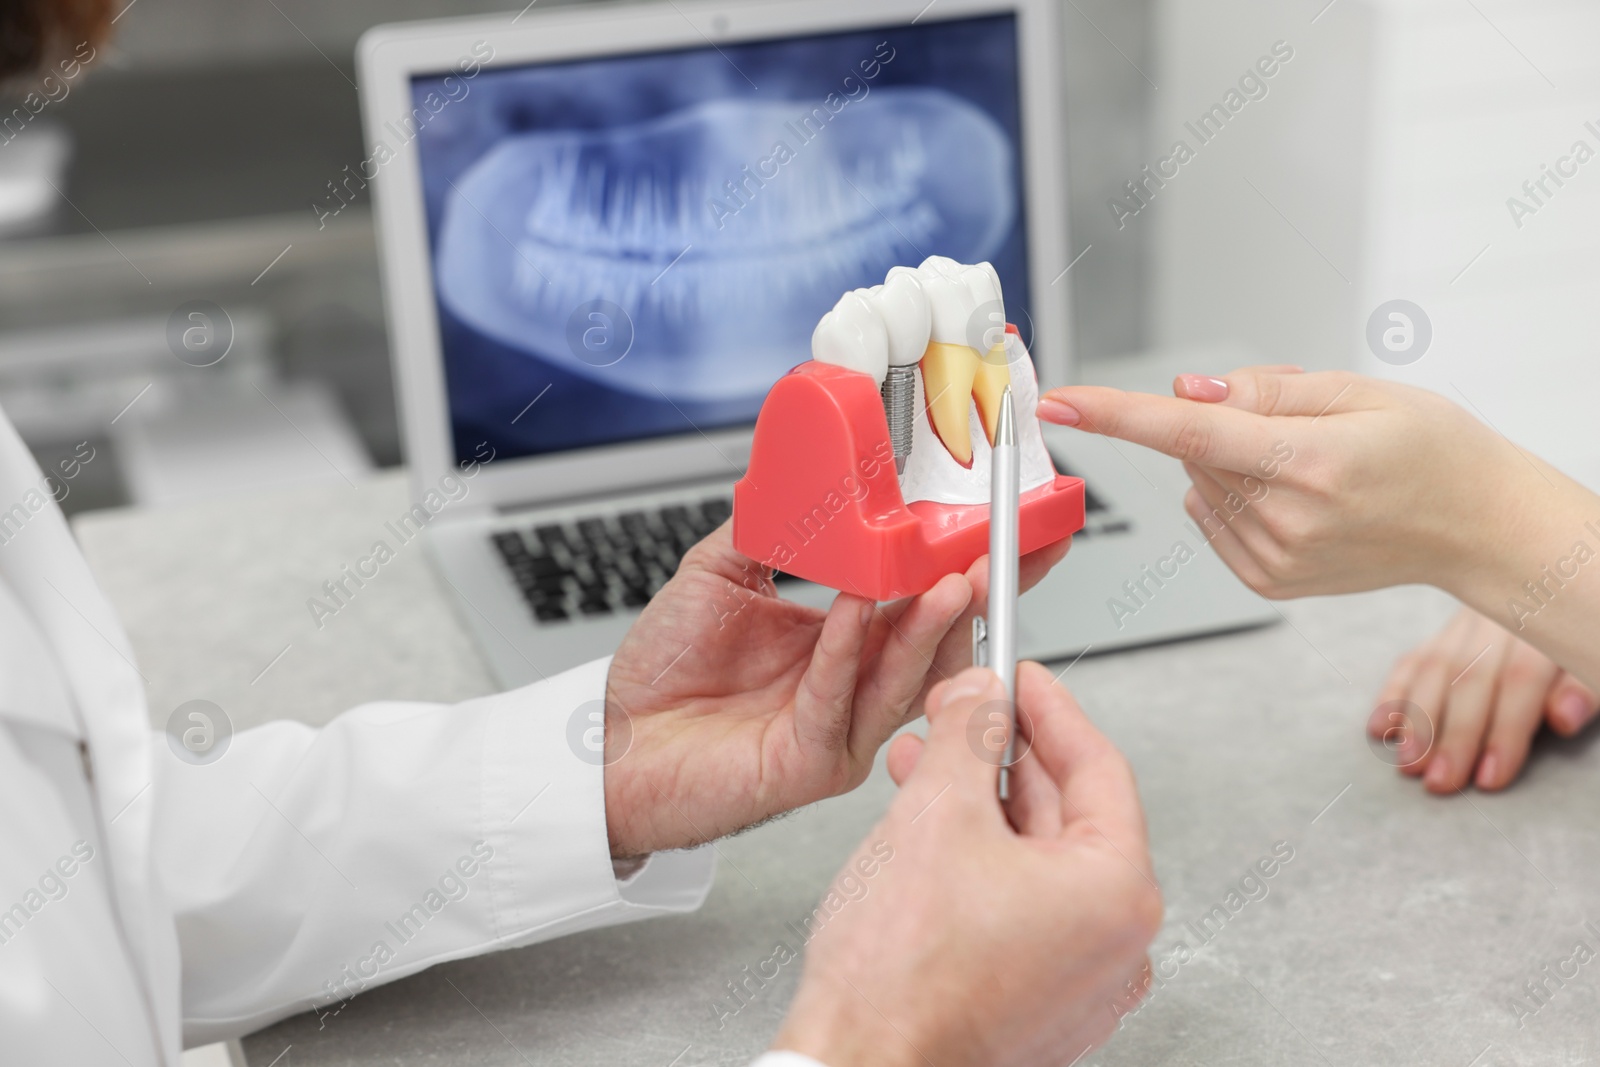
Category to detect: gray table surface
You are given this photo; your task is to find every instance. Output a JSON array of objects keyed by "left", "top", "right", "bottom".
[{"left": 74, "top": 470, "right": 1600, "bottom": 1067}]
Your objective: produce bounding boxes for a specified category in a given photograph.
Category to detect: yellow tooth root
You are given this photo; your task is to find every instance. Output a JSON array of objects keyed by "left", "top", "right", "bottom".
[
  {"left": 919, "top": 342, "right": 979, "bottom": 466},
  {"left": 972, "top": 343, "right": 1011, "bottom": 446}
]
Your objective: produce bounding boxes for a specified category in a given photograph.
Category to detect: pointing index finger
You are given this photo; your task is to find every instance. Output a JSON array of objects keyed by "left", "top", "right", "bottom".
[
  {"left": 1039, "top": 385, "right": 1283, "bottom": 474},
  {"left": 1203, "top": 369, "right": 1364, "bottom": 420}
]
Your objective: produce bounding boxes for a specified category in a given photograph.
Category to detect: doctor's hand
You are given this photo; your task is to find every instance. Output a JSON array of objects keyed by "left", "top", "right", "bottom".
[
  {"left": 1375, "top": 605, "right": 1599, "bottom": 793},
  {"left": 1037, "top": 369, "right": 1554, "bottom": 599},
  {"left": 773, "top": 664, "right": 1161, "bottom": 1067},
  {"left": 601, "top": 524, "right": 1071, "bottom": 858}
]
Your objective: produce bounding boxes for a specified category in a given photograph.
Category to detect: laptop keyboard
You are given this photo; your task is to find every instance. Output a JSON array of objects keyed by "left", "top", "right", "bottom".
[
  {"left": 492, "top": 496, "right": 800, "bottom": 625},
  {"left": 1050, "top": 452, "right": 1132, "bottom": 538},
  {"left": 495, "top": 462, "right": 1129, "bottom": 626}
]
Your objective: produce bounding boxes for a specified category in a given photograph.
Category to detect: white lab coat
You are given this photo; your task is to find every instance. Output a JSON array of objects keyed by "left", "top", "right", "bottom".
[{"left": 0, "top": 407, "right": 714, "bottom": 1064}]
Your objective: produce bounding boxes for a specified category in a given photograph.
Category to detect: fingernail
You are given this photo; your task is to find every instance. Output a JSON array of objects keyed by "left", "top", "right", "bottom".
[
  {"left": 1556, "top": 691, "right": 1592, "bottom": 732},
  {"left": 1475, "top": 752, "right": 1499, "bottom": 789},
  {"left": 941, "top": 669, "right": 996, "bottom": 708},
  {"left": 1037, "top": 397, "right": 1080, "bottom": 426},
  {"left": 859, "top": 602, "right": 874, "bottom": 628},
  {"left": 1175, "top": 375, "right": 1229, "bottom": 403},
  {"left": 1425, "top": 754, "right": 1452, "bottom": 789}
]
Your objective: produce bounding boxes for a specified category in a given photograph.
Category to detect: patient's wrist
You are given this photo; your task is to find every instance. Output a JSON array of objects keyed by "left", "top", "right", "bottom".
[{"left": 1446, "top": 460, "right": 1600, "bottom": 618}]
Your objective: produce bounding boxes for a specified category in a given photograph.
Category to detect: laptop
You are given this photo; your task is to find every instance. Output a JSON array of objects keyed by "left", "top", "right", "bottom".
[{"left": 356, "top": 0, "right": 1274, "bottom": 688}]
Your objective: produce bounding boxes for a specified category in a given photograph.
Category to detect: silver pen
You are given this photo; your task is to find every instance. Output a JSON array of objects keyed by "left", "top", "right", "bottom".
[{"left": 984, "top": 386, "right": 1021, "bottom": 776}]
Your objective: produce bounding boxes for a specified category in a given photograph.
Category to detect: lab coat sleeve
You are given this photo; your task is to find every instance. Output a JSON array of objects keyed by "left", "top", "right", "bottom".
[{"left": 147, "top": 656, "right": 715, "bottom": 1046}]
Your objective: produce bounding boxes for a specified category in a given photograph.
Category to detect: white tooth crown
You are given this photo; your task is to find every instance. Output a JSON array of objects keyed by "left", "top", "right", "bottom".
[
  {"left": 963, "top": 263, "right": 1006, "bottom": 353},
  {"left": 909, "top": 256, "right": 978, "bottom": 345},
  {"left": 811, "top": 289, "right": 889, "bottom": 385},
  {"left": 866, "top": 274, "right": 932, "bottom": 367}
]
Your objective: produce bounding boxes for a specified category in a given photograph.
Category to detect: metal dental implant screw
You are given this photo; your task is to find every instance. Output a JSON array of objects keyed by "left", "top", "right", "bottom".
[{"left": 882, "top": 365, "right": 916, "bottom": 474}]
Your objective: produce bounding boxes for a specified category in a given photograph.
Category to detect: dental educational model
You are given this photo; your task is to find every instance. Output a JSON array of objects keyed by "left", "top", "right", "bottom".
[{"left": 733, "top": 256, "right": 1084, "bottom": 601}]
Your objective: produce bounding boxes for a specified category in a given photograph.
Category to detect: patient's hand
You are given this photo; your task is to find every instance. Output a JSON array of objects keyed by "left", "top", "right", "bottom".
[
  {"left": 1037, "top": 368, "right": 1540, "bottom": 598},
  {"left": 600, "top": 522, "right": 1070, "bottom": 857},
  {"left": 1375, "top": 605, "right": 1597, "bottom": 792},
  {"left": 1040, "top": 368, "right": 1600, "bottom": 758}
]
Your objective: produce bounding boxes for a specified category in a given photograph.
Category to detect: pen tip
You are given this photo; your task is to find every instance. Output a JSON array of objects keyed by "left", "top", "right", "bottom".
[{"left": 996, "top": 386, "right": 1016, "bottom": 446}]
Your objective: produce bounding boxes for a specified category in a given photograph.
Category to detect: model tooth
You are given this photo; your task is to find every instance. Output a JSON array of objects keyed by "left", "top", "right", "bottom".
[
  {"left": 805, "top": 260, "right": 1013, "bottom": 471},
  {"left": 919, "top": 341, "right": 978, "bottom": 466},
  {"left": 901, "top": 257, "right": 979, "bottom": 465},
  {"left": 810, "top": 290, "right": 889, "bottom": 385},
  {"left": 973, "top": 262, "right": 1006, "bottom": 351},
  {"left": 915, "top": 255, "right": 978, "bottom": 346},
  {"left": 867, "top": 272, "right": 932, "bottom": 367},
  {"left": 963, "top": 263, "right": 1011, "bottom": 445}
]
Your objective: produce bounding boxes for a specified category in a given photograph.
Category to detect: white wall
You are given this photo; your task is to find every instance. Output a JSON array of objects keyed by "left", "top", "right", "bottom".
[
  {"left": 1356, "top": 0, "right": 1600, "bottom": 486},
  {"left": 1148, "top": 0, "right": 1600, "bottom": 485},
  {"left": 1146, "top": 0, "right": 1378, "bottom": 371},
  {"left": 102, "top": 0, "right": 577, "bottom": 68}
]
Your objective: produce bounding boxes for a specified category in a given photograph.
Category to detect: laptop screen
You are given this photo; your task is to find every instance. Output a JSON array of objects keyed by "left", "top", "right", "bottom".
[{"left": 411, "top": 12, "right": 1029, "bottom": 467}]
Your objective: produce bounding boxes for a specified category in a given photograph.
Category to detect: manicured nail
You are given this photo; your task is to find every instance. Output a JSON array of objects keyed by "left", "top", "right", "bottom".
[
  {"left": 1425, "top": 754, "right": 1452, "bottom": 789},
  {"left": 1175, "top": 375, "right": 1230, "bottom": 403},
  {"left": 1475, "top": 752, "right": 1499, "bottom": 789},
  {"left": 1037, "top": 397, "right": 1080, "bottom": 426},
  {"left": 1555, "top": 691, "right": 1592, "bottom": 732}
]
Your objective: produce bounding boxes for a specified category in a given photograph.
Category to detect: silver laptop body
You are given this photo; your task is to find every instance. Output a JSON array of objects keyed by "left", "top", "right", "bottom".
[{"left": 357, "top": 0, "right": 1273, "bottom": 687}]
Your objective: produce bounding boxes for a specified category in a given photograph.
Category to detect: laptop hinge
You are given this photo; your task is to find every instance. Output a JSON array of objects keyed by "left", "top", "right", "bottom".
[{"left": 493, "top": 471, "right": 739, "bottom": 516}]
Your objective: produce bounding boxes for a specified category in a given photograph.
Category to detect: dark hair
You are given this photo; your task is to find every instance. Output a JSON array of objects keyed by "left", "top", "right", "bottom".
[{"left": 0, "top": 0, "right": 113, "bottom": 83}]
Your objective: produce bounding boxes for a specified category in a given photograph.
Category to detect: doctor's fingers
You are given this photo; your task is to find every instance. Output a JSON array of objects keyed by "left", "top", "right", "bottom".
[
  {"left": 1002, "top": 694, "right": 1065, "bottom": 838},
  {"left": 792, "top": 590, "right": 877, "bottom": 756},
  {"left": 844, "top": 573, "right": 973, "bottom": 754},
  {"left": 897, "top": 668, "right": 1007, "bottom": 814},
  {"left": 891, "top": 671, "right": 1107, "bottom": 841},
  {"left": 958, "top": 533, "right": 1072, "bottom": 601},
  {"left": 682, "top": 519, "right": 777, "bottom": 592},
  {"left": 1038, "top": 384, "right": 1284, "bottom": 475},
  {"left": 1013, "top": 662, "right": 1151, "bottom": 862},
  {"left": 870, "top": 534, "right": 1068, "bottom": 634},
  {"left": 885, "top": 731, "right": 923, "bottom": 787},
  {"left": 866, "top": 526, "right": 1064, "bottom": 624},
  {"left": 934, "top": 535, "right": 1071, "bottom": 675}
]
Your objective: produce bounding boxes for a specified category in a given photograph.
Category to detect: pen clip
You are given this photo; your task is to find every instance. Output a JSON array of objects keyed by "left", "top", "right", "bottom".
[{"left": 971, "top": 615, "right": 988, "bottom": 668}]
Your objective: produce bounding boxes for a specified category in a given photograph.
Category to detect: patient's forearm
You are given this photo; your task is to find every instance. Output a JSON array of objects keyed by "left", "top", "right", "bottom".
[{"left": 1451, "top": 453, "right": 1600, "bottom": 690}]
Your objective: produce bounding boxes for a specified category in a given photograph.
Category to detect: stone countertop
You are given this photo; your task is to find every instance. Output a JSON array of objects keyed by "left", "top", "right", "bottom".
[{"left": 74, "top": 471, "right": 1600, "bottom": 1067}]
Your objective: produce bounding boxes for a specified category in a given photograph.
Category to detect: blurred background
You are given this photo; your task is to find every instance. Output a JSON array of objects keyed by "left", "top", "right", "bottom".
[{"left": 2, "top": 0, "right": 1595, "bottom": 515}]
